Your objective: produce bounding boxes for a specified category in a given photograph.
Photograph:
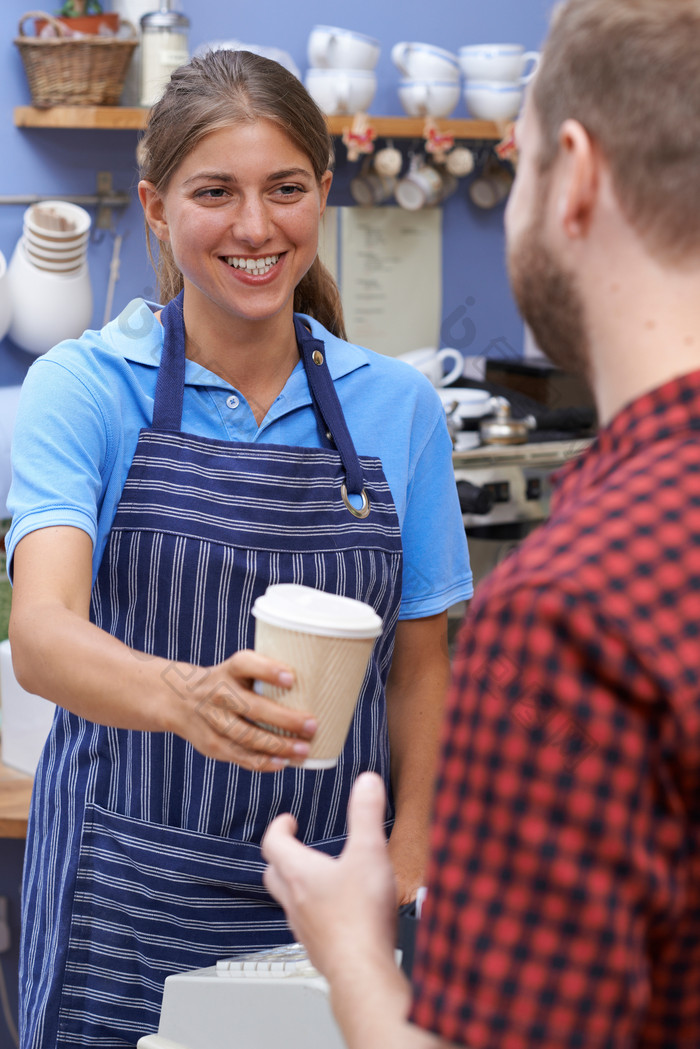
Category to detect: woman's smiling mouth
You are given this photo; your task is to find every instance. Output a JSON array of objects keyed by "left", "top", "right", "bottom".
[{"left": 224, "top": 254, "right": 281, "bottom": 276}]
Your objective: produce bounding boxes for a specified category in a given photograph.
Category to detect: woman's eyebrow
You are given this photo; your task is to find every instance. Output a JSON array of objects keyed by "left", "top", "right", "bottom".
[{"left": 182, "top": 167, "right": 314, "bottom": 187}]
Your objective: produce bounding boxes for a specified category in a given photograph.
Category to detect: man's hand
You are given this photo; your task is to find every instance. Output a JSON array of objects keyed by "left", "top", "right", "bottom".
[{"left": 262, "top": 772, "right": 398, "bottom": 982}]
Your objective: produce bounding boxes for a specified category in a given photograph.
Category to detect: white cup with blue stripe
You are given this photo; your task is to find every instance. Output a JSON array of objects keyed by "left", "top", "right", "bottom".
[
  {"left": 398, "top": 77, "right": 461, "bottom": 119},
  {"left": 464, "top": 80, "right": 524, "bottom": 122},
  {"left": 459, "top": 44, "right": 540, "bottom": 85},
  {"left": 307, "top": 25, "right": 380, "bottom": 71},
  {"left": 391, "top": 41, "right": 460, "bottom": 82}
]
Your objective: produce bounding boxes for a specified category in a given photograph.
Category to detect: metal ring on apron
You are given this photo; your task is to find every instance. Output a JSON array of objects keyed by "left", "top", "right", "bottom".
[{"left": 341, "top": 483, "right": 370, "bottom": 519}]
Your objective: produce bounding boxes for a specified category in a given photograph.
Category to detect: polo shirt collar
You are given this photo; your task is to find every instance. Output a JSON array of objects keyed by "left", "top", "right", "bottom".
[{"left": 107, "top": 298, "right": 369, "bottom": 410}]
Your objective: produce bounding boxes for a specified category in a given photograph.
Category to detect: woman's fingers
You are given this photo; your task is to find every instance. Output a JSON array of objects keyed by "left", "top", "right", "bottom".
[{"left": 167, "top": 650, "right": 318, "bottom": 769}]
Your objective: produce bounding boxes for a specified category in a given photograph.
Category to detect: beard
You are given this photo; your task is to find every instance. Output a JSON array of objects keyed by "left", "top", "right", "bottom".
[{"left": 507, "top": 210, "right": 591, "bottom": 385}]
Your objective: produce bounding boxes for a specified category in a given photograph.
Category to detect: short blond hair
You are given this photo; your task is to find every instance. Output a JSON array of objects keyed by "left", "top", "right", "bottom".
[{"left": 533, "top": 0, "right": 700, "bottom": 262}]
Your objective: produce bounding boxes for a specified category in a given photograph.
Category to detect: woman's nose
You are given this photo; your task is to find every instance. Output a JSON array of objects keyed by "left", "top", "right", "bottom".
[{"left": 231, "top": 195, "right": 272, "bottom": 247}]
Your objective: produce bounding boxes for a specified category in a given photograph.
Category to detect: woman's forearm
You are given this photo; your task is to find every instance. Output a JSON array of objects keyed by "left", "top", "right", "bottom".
[
  {"left": 9, "top": 526, "right": 316, "bottom": 770},
  {"left": 385, "top": 612, "right": 451, "bottom": 901}
]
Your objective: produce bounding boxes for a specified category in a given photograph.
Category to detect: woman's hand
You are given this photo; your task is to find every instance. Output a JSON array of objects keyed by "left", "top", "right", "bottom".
[
  {"left": 164, "top": 649, "right": 317, "bottom": 772},
  {"left": 10, "top": 527, "right": 316, "bottom": 774}
]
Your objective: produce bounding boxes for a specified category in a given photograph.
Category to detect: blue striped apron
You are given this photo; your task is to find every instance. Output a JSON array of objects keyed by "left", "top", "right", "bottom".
[{"left": 19, "top": 293, "right": 403, "bottom": 1048}]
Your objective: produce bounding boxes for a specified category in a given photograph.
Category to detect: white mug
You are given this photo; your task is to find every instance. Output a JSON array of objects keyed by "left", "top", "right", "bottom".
[
  {"left": 394, "top": 162, "right": 445, "bottom": 211},
  {"left": 391, "top": 41, "right": 460, "bottom": 81},
  {"left": 307, "top": 25, "right": 380, "bottom": 71},
  {"left": 398, "top": 347, "right": 465, "bottom": 387},
  {"left": 373, "top": 145, "right": 403, "bottom": 178},
  {"left": 459, "top": 44, "right": 540, "bottom": 84},
  {"left": 464, "top": 80, "right": 523, "bottom": 122},
  {"left": 398, "top": 78, "right": 461, "bottom": 119},
  {"left": 304, "top": 68, "right": 377, "bottom": 116},
  {"left": 350, "top": 173, "right": 397, "bottom": 206},
  {"left": 469, "top": 166, "right": 514, "bottom": 209}
]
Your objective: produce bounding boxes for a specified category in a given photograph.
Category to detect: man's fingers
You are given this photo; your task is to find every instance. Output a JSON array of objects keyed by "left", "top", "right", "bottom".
[
  {"left": 262, "top": 812, "right": 299, "bottom": 863},
  {"left": 346, "top": 772, "right": 388, "bottom": 846}
]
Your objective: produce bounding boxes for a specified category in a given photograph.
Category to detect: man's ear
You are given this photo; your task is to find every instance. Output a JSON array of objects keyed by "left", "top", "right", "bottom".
[
  {"left": 138, "top": 180, "right": 170, "bottom": 243},
  {"left": 555, "top": 119, "right": 598, "bottom": 239}
]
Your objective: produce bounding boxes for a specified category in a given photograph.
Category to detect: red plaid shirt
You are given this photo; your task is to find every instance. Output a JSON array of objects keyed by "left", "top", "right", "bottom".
[{"left": 411, "top": 369, "right": 700, "bottom": 1049}]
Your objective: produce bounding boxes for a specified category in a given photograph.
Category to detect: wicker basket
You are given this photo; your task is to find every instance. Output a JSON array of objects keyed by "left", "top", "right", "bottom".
[{"left": 15, "top": 11, "right": 138, "bottom": 108}]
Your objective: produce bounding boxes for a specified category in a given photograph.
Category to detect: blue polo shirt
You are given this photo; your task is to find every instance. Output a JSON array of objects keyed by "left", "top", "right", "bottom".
[{"left": 7, "top": 299, "right": 472, "bottom": 618}]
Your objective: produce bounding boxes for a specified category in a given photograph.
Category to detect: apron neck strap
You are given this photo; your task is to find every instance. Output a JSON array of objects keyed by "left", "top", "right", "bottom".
[
  {"left": 294, "top": 316, "right": 364, "bottom": 497},
  {"left": 152, "top": 291, "right": 186, "bottom": 432},
  {"left": 151, "top": 298, "right": 365, "bottom": 497}
]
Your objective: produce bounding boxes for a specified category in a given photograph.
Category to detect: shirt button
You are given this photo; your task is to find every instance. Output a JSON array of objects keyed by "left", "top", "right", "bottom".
[{"left": 226, "top": 394, "right": 239, "bottom": 409}]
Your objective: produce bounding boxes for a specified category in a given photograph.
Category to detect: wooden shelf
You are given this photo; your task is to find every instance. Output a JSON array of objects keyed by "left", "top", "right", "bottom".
[
  {"left": 0, "top": 761, "right": 32, "bottom": 839},
  {"left": 14, "top": 105, "right": 148, "bottom": 129},
  {"left": 14, "top": 105, "right": 504, "bottom": 139}
]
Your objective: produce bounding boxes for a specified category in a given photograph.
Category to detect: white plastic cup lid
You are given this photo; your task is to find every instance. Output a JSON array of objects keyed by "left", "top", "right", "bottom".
[{"left": 252, "top": 584, "right": 383, "bottom": 639}]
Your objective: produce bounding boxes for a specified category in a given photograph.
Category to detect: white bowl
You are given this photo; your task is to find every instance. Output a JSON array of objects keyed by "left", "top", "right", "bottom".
[
  {"left": 24, "top": 200, "right": 91, "bottom": 240},
  {"left": 438, "top": 388, "right": 497, "bottom": 420},
  {"left": 23, "top": 252, "right": 84, "bottom": 274},
  {"left": 23, "top": 225, "right": 90, "bottom": 252},
  {"left": 7, "top": 238, "right": 92, "bottom": 356},
  {"left": 304, "top": 68, "right": 377, "bottom": 115},
  {"left": 464, "top": 80, "right": 523, "bottom": 122},
  {"left": 398, "top": 78, "right": 461, "bottom": 118},
  {"left": 24, "top": 238, "right": 87, "bottom": 263},
  {"left": 391, "top": 41, "right": 460, "bottom": 81},
  {"left": 307, "top": 25, "right": 380, "bottom": 71}
]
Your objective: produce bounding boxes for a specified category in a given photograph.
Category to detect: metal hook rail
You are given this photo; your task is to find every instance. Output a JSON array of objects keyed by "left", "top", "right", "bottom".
[{"left": 0, "top": 172, "right": 132, "bottom": 230}]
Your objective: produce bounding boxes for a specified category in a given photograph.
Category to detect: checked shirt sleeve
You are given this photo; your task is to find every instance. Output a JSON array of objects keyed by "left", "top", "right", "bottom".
[{"left": 409, "top": 580, "right": 692, "bottom": 1049}]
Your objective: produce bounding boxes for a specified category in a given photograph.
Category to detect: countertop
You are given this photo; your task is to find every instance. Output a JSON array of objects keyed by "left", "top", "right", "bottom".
[{"left": 0, "top": 761, "right": 32, "bottom": 838}]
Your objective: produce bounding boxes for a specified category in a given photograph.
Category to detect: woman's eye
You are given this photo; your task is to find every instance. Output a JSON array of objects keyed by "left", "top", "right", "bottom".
[
  {"left": 276, "top": 184, "right": 305, "bottom": 198},
  {"left": 196, "top": 187, "right": 228, "bottom": 200}
]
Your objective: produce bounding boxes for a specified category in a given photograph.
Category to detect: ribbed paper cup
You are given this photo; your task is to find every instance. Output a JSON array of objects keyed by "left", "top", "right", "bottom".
[{"left": 252, "top": 584, "right": 383, "bottom": 769}]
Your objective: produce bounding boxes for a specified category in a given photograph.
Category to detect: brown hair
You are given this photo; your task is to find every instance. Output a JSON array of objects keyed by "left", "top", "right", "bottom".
[
  {"left": 533, "top": 0, "right": 700, "bottom": 263},
  {"left": 137, "top": 48, "right": 346, "bottom": 338}
]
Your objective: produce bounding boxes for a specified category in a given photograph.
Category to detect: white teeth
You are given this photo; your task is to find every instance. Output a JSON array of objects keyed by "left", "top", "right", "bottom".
[{"left": 225, "top": 254, "right": 280, "bottom": 276}]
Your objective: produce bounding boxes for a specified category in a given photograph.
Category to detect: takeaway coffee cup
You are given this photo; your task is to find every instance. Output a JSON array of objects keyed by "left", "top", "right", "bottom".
[{"left": 252, "top": 584, "right": 383, "bottom": 769}]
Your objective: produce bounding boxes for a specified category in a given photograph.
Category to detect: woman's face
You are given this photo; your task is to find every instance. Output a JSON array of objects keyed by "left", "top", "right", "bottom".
[{"left": 140, "top": 118, "right": 332, "bottom": 329}]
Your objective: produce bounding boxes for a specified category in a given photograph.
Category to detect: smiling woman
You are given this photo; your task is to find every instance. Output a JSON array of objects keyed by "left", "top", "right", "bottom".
[
  {"left": 138, "top": 119, "right": 332, "bottom": 389},
  {"left": 138, "top": 49, "right": 344, "bottom": 334},
  {"left": 6, "top": 48, "right": 473, "bottom": 1047}
]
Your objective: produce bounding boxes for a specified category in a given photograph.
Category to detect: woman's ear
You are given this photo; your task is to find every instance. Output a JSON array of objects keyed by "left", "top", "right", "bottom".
[
  {"left": 138, "top": 180, "right": 170, "bottom": 243},
  {"left": 319, "top": 170, "right": 333, "bottom": 217}
]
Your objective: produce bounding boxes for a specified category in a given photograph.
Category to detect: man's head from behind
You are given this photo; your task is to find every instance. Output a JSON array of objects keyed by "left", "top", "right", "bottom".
[
  {"left": 506, "top": 0, "right": 700, "bottom": 385},
  {"left": 533, "top": 0, "right": 700, "bottom": 266}
]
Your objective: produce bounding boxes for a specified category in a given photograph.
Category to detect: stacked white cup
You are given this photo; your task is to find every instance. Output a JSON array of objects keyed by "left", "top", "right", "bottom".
[
  {"left": 6, "top": 200, "right": 93, "bottom": 356},
  {"left": 304, "top": 26, "right": 380, "bottom": 117},
  {"left": 459, "top": 44, "right": 540, "bottom": 123},
  {"left": 392, "top": 42, "right": 461, "bottom": 120}
]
